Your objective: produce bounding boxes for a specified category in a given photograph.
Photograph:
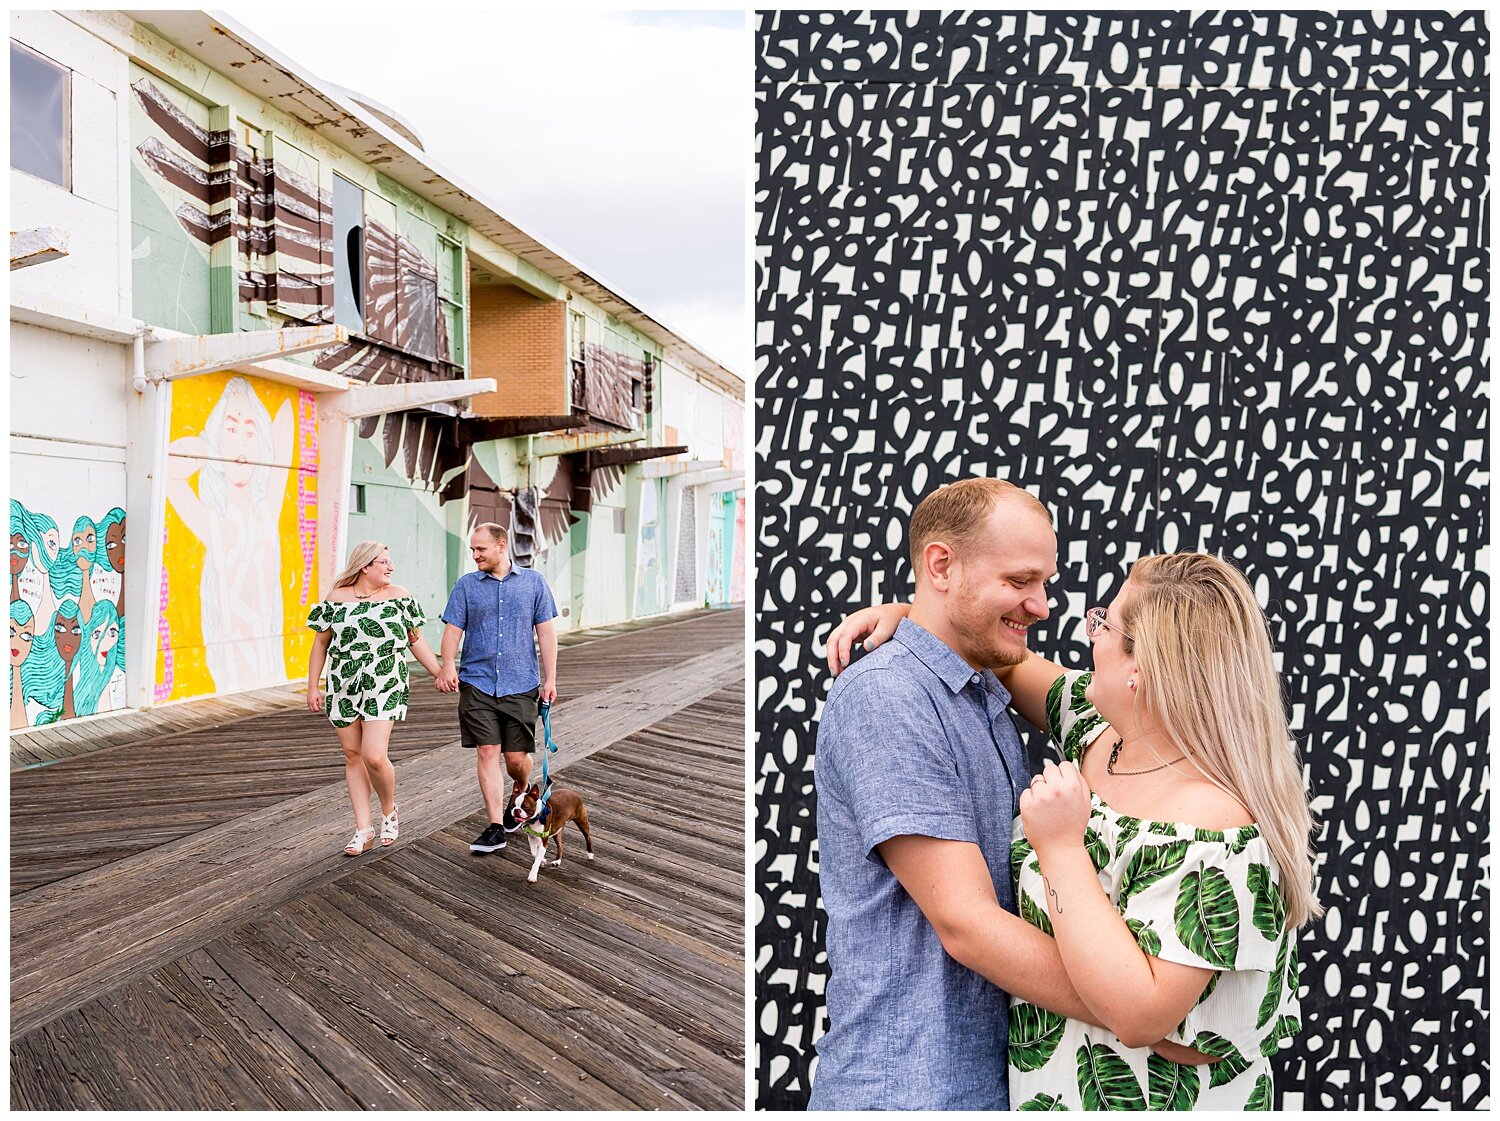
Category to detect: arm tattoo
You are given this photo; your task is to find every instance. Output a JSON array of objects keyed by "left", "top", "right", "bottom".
[{"left": 1044, "top": 875, "right": 1063, "bottom": 915}]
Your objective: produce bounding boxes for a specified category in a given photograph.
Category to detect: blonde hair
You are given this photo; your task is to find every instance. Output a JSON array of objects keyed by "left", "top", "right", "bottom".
[
  {"left": 330, "top": 541, "right": 388, "bottom": 591},
  {"left": 908, "top": 478, "right": 1051, "bottom": 575},
  {"left": 1120, "top": 553, "right": 1321, "bottom": 928}
]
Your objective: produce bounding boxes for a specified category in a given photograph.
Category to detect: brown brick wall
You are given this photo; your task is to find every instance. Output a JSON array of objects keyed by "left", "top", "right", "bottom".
[{"left": 468, "top": 283, "right": 567, "bottom": 417}]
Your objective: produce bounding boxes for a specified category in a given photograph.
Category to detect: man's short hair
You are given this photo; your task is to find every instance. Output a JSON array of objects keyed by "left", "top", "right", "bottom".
[
  {"left": 908, "top": 478, "right": 1051, "bottom": 575},
  {"left": 474, "top": 522, "right": 508, "bottom": 544}
]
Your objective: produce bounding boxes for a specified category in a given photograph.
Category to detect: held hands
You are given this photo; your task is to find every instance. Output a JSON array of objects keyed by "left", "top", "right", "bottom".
[
  {"left": 824, "top": 602, "right": 910, "bottom": 676},
  {"left": 1019, "top": 759, "right": 1091, "bottom": 854},
  {"left": 434, "top": 666, "right": 459, "bottom": 693}
]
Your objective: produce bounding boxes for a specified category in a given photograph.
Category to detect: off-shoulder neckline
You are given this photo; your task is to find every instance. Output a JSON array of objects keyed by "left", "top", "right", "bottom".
[
  {"left": 1086, "top": 791, "right": 1263, "bottom": 844},
  {"left": 320, "top": 595, "right": 415, "bottom": 607}
]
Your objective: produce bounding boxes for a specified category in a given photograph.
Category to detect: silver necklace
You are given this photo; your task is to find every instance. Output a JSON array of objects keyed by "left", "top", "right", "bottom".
[{"left": 1106, "top": 737, "right": 1186, "bottom": 776}]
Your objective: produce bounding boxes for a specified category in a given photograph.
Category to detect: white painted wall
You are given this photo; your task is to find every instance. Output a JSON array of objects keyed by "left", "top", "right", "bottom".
[
  {"left": 662, "top": 362, "right": 697, "bottom": 449},
  {"left": 10, "top": 324, "right": 131, "bottom": 447},
  {"left": 10, "top": 10, "right": 131, "bottom": 317},
  {"left": 693, "top": 381, "right": 725, "bottom": 465}
]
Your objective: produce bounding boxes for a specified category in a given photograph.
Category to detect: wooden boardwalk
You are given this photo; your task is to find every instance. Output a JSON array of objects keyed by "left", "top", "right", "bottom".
[
  {"left": 9, "top": 606, "right": 737, "bottom": 771},
  {"left": 10, "top": 607, "right": 744, "bottom": 894},
  {"left": 11, "top": 610, "right": 746, "bottom": 1110}
]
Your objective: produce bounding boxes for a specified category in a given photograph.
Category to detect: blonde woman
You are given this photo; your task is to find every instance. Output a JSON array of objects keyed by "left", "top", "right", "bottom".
[
  {"left": 828, "top": 552, "right": 1318, "bottom": 1110},
  {"left": 307, "top": 542, "right": 443, "bottom": 856}
]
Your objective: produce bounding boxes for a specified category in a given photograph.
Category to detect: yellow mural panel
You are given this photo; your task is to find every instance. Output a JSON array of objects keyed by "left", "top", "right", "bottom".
[{"left": 156, "top": 372, "right": 319, "bottom": 701}]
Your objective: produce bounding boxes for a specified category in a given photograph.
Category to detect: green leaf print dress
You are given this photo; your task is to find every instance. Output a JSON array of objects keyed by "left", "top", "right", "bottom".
[
  {"left": 306, "top": 597, "right": 425, "bottom": 728},
  {"left": 1009, "top": 671, "right": 1300, "bottom": 1111}
]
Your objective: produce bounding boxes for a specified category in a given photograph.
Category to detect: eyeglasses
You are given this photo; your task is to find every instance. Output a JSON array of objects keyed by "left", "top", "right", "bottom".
[{"left": 1085, "top": 606, "right": 1132, "bottom": 643}]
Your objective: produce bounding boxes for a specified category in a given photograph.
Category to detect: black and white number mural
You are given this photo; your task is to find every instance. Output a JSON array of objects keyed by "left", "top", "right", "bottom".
[{"left": 755, "top": 11, "right": 1487, "bottom": 1111}]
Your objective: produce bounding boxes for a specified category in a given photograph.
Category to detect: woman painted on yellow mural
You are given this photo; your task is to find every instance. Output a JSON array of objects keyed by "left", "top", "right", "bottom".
[{"left": 166, "top": 376, "right": 294, "bottom": 694}]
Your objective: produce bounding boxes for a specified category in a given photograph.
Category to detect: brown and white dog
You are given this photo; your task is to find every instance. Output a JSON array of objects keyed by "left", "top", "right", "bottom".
[{"left": 510, "top": 782, "right": 594, "bottom": 883}]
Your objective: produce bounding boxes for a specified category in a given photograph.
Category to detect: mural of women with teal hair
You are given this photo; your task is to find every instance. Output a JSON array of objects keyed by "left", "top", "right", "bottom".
[
  {"left": 70, "top": 514, "right": 104, "bottom": 621},
  {"left": 11, "top": 499, "right": 67, "bottom": 610},
  {"left": 74, "top": 601, "right": 125, "bottom": 717},
  {"left": 11, "top": 598, "right": 36, "bottom": 729},
  {"left": 10, "top": 499, "right": 129, "bottom": 727},
  {"left": 10, "top": 598, "right": 64, "bottom": 726},
  {"left": 95, "top": 506, "right": 127, "bottom": 616},
  {"left": 10, "top": 502, "right": 63, "bottom": 721}
]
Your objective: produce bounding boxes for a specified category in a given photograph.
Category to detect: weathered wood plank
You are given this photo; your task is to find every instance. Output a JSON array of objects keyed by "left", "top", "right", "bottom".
[
  {"left": 150, "top": 952, "right": 355, "bottom": 1109},
  {"left": 11, "top": 678, "right": 746, "bottom": 1111},
  {"left": 11, "top": 643, "right": 743, "bottom": 1037}
]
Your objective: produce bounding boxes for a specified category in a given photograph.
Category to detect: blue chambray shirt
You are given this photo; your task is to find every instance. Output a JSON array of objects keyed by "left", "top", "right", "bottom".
[
  {"left": 440, "top": 566, "right": 559, "bottom": 698},
  {"left": 809, "top": 618, "right": 1028, "bottom": 1111}
]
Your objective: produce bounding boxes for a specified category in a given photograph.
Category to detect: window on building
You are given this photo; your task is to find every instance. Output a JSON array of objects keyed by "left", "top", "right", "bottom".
[
  {"left": 11, "top": 42, "right": 70, "bottom": 189},
  {"left": 631, "top": 377, "right": 644, "bottom": 411},
  {"left": 332, "top": 174, "right": 365, "bottom": 332},
  {"left": 350, "top": 482, "right": 367, "bottom": 514},
  {"left": 570, "top": 310, "right": 587, "bottom": 360},
  {"left": 437, "top": 233, "right": 465, "bottom": 367},
  {"left": 613, "top": 507, "right": 626, "bottom": 534},
  {"left": 405, "top": 272, "right": 438, "bottom": 358}
]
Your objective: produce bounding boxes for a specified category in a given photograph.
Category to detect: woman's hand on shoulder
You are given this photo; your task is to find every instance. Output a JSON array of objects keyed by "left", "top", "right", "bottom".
[{"left": 823, "top": 602, "right": 911, "bottom": 676}]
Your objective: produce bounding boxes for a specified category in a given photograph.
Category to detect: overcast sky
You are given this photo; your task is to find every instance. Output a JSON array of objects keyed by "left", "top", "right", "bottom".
[{"left": 225, "top": 8, "right": 748, "bottom": 373}]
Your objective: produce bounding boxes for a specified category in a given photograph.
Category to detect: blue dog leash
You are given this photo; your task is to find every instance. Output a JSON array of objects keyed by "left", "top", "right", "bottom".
[{"left": 537, "top": 698, "right": 560, "bottom": 818}]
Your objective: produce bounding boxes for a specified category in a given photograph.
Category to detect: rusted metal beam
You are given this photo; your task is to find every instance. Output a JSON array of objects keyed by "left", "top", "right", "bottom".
[
  {"left": 459, "top": 415, "right": 589, "bottom": 442},
  {"left": 581, "top": 445, "right": 689, "bottom": 472},
  {"left": 10, "top": 227, "right": 70, "bottom": 270}
]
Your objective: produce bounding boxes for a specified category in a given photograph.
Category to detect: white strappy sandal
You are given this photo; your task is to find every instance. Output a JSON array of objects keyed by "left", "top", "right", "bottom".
[
  {"left": 344, "top": 826, "right": 376, "bottom": 856},
  {"left": 379, "top": 805, "right": 400, "bottom": 846}
]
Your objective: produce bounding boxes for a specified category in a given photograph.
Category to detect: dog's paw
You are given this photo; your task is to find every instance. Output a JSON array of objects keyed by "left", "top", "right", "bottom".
[
  {"left": 549, "top": 858, "right": 562, "bottom": 867},
  {"left": 586, "top": 853, "right": 595, "bottom": 860},
  {"left": 526, "top": 873, "right": 538, "bottom": 883}
]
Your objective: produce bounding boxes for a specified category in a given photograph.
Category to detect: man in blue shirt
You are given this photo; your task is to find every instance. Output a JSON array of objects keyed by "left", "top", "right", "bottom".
[
  {"left": 810, "top": 478, "right": 1097, "bottom": 1109},
  {"left": 435, "top": 523, "right": 559, "bottom": 853}
]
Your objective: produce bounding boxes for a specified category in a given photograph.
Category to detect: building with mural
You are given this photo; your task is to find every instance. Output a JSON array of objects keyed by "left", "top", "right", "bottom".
[{"left": 10, "top": 10, "right": 745, "bottom": 731}]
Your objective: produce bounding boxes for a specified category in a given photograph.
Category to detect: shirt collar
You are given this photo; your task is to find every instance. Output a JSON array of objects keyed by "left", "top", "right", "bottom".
[
  {"left": 478, "top": 566, "right": 517, "bottom": 582},
  {"left": 893, "top": 618, "right": 1011, "bottom": 703}
]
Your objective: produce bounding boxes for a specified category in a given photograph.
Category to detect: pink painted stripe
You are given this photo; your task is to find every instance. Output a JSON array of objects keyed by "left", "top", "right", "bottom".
[
  {"left": 154, "top": 523, "right": 174, "bottom": 701},
  {"left": 297, "top": 391, "right": 318, "bottom": 604}
]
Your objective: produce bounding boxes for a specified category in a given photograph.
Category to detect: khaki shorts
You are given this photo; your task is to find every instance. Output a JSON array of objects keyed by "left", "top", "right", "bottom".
[{"left": 457, "top": 683, "right": 538, "bottom": 752}]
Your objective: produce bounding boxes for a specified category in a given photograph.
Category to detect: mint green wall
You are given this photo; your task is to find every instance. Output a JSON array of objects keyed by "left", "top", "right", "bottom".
[
  {"left": 129, "top": 162, "right": 211, "bottom": 334},
  {"left": 535, "top": 529, "right": 574, "bottom": 632},
  {"left": 581, "top": 500, "right": 629, "bottom": 628},
  {"left": 347, "top": 437, "right": 452, "bottom": 649}
]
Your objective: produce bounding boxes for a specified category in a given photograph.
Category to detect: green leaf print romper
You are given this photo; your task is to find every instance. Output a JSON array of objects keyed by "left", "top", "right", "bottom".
[
  {"left": 1008, "top": 670, "right": 1301, "bottom": 1111},
  {"left": 306, "top": 598, "right": 425, "bottom": 728}
]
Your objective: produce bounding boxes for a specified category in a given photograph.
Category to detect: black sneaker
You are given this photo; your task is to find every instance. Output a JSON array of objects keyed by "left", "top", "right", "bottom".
[
  {"left": 502, "top": 805, "right": 520, "bottom": 833},
  {"left": 470, "top": 823, "right": 507, "bottom": 853}
]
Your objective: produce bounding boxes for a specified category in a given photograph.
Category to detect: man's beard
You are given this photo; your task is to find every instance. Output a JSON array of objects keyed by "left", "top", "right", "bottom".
[{"left": 950, "top": 577, "right": 1028, "bottom": 671}]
